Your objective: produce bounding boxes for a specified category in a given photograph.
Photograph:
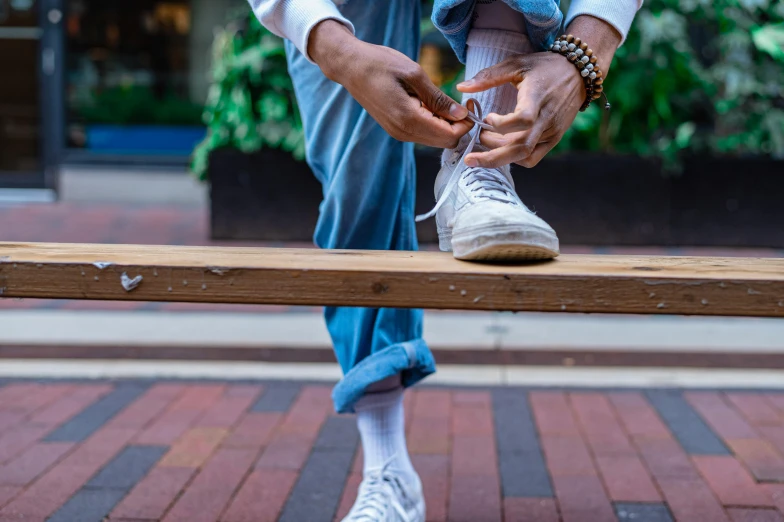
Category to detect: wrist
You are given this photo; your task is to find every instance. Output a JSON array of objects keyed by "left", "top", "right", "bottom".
[
  {"left": 308, "top": 19, "right": 357, "bottom": 82},
  {"left": 565, "top": 15, "right": 621, "bottom": 76}
]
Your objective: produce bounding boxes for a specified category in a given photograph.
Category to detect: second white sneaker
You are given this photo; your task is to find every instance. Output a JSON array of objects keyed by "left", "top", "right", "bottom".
[{"left": 341, "top": 461, "right": 425, "bottom": 522}]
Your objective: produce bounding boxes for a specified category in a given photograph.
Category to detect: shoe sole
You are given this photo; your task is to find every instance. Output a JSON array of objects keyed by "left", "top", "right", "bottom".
[{"left": 445, "top": 224, "right": 560, "bottom": 262}]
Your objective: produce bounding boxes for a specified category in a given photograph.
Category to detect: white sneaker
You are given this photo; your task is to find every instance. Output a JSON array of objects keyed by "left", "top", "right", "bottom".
[
  {"left": 341, "top": 460, "right": 425, "bottom": 522},
  {"left": 416, "top": 104, "right": 559, "bottom": 262}
]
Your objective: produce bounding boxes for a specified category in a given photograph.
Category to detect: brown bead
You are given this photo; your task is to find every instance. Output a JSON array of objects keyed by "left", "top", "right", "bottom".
[
  {"left": 594, "top": 78, "right": 604, "bottom": 86},
  {"left": 594, "top": 86, "right": 604, "bottom": 93},
  {"left": 590, "top": 56, "right": 598, "bottom": 64},
  {"left": 585, "top": 49, "right": 593, "bottom": 57},
  {"left": 595, "top": 70, "right": 603, "bottom": 78},
  {"left": 567, "top": 53, "right": 578, "bottom": 62},
  {"left": 592, "top": 92, "right": 601, "bottom": 100},
  {"left": 567, "top": 34, "right": 575, "bottom": 42},
  {"left": 580, "top": 42, "right": 588, "bottom": 51},
  {"left": 576, "top": 61, "right": 585, "bottom": 69},
  {"left": 573, "top": 37, "right": 581, "bottom": 46}
]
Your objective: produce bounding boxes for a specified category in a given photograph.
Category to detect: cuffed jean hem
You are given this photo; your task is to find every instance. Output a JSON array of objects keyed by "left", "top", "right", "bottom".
[{"left": 332, "top": 338, "right": 436, "bottom": 414}]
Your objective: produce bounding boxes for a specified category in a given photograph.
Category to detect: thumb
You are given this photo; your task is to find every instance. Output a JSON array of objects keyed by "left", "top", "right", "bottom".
[
  {"left": 457, "top": 57, "right": 525, "bottom": 93},
  {"left": 408, "top": 71, "right": 468, "bottom": 121}
]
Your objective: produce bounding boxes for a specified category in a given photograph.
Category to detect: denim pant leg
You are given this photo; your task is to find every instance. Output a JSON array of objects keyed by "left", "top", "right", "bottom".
[{"left": 285, "top": 0, "right": 436, "bottom": 414}]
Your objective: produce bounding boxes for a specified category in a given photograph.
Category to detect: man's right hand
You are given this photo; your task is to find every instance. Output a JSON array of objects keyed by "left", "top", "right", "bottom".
[{"left": 308, "top": 20, "right": 473, "bottom": 149}]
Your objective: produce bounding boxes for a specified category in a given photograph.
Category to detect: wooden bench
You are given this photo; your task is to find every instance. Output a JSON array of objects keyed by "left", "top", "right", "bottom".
[{"left": 2, "top": 242, "right": 783, "bottom": 318}]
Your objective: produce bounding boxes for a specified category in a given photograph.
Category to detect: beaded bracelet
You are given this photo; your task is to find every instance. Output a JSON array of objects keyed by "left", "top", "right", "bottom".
[{"left": 549, "top": 34, "right": 611, "bottom": 112}]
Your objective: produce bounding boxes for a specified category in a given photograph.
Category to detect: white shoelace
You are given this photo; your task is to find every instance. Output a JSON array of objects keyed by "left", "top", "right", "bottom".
[
  {"left": 415, "top": 100, "right": 519, "bottom": 223},
  {"left": 346, "top": 457, "right": 415, "bottom": 522}
]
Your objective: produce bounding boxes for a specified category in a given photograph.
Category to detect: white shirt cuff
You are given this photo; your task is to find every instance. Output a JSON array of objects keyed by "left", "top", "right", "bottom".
[
  {"left": 564, "top": 0, "right": 643, "bottom": 46},
  {"left": 252, "top": 0, "right": 355, "bottom": 63}
]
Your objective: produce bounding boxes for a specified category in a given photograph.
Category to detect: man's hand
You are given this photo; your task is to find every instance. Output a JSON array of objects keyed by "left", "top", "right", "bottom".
[
  {"left": 309, "top": 20, "right": 473, "bottom": 149},
  {"left": 456, "top": 15, "right": 622, "bottom": 168}
]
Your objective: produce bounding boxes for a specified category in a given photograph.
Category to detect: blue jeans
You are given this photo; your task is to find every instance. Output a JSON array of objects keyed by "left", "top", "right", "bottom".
[{"left": 285, "top": 0, "right": 561, "bottom": 414}]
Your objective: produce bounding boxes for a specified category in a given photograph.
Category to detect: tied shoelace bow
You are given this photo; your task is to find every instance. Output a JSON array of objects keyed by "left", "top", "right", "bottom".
[
  {"left": 346, "top": 456, "right": 414, "bottom": 522},
  {"left": 415, "top": 100, "right": 516, "bottom": 223}
]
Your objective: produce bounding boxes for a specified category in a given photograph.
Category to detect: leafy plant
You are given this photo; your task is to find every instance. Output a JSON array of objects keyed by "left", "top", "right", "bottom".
[
  {"left": 557, "top": 0, "right": 784, "bottom": 170},
  {"left": 75, "top": 85, "right": 204, "bottom": 126},
  {"left": 190, "top": 9, "right": 304, "bottom": 180}
]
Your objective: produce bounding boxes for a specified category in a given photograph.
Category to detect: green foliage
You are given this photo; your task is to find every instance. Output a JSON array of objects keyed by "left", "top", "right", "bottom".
[
  {"left": 192, "top": 1, "right": 783, "bottom": 178},
  {"left": 556, "top": 0, "right": 784, "bottom": 170},
  {"left": 76, "top": 86, "right": 204, "bottom": 126},
  {"left": 190, "top": 9, "right": 305, "bottom": 180}
]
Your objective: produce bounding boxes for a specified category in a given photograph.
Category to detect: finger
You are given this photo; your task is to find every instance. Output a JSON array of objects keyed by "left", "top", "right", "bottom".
[
  {"left": 485, "top": 80, "right": 543, "bottom": 133},
  {"left": 516, "top": 141, "right": 555, "bottom": 168},
  {"left": 456, "top": 56, "right": 525, "bottom": 93},
  {"left": 467, "top": 120, "right": 547, "bottom": 168},
  {"left": 478, "top": 130, "right": 522, "bottom": 150},
  {"left": 407, "top": 70, "right": 468, "bottom": 121},
  {"left": 401, "top": 97, "right": 473, "bottom": 148}
]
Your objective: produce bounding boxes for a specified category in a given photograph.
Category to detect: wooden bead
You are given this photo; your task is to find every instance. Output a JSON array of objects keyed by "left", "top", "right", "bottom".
[
  {"left": 567, "top": 53, "right": 578, "bottom": 62},
  {"left": 585, "top": 49, "right": 593, "bottom": 57},
  {"left": 595, "top": 70, "right": 603, "bottom": 78},
  {"left": 594, "top": 78, "right": 604, "bottom": 86},
  {"left": 567, "top": 34, "right": 574, "bottom": 42},
  {"left": 573, "top": 37, "right": 581, "bottom": 46},
  {"left": 590, "top": 56, "right": 598, "bottom": 64},
  {"left": 594, "top": 86, "right": 604, "bottom": 93},
  {"left": 580, "top": 42, "right": 588, "bottom": 51},
  {"left": 592, "top": 92, "right": 601, "bottom": 100}
]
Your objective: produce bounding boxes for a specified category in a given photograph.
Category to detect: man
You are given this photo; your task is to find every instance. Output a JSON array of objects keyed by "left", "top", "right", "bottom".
[{"left": 247, "top": 0, "right": 640, "bottom": 520}]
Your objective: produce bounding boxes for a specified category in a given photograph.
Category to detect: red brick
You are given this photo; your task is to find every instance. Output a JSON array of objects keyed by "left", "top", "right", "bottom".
[
  {"left": 275, "top": 386, "right": 332, "bottom": 434},
  {"left": 726, "top": 438, "right": 784, "bottom": 482},
  {"left": 541, "top": 435, "right": 596, "bottom": 476},
  {"left": 635, "top": 437, "right": 700, "bottom": 481},
  {"left": 594, "top": 455, "right": 661, "bottom": 502},
  {"left": 766, "top": 394, "right": 784, "bottom": 415},
  {"left": 657, "top": 478, "right": 730, "bottom": 522},
  {"left": 254, "top": 433, "right": 313, "bottom": 470},
  {"left": 222, "top": 469, "right": 298, "bottom": 522},
  {"left": 159, "top": 427, "right": 228, "bottom": 468},
  {"left": 727, "top": 508, "right": 784, "bottom": 522},
  {"left": 552, "top": 474, "right": 615, "bottom": 522},
  {"left": 0, "top": 412, "right": 26, "bottom": 436},
  {"left": 223, "top": 412, "right": 282, "bottom": 449},
  {"left": 134, "top": 408, "right": 205, "bottom": 445},
  {"left": 106, "top": 384, "right": 184, "bottom": 429},
  {"left": 5, "top": 385, "right": 73, "bottom": 416},
  {"left": 352, "top": 447, "right": 364, "bottom": 475},
  {"left": 134, "top": 385, "right": 224, "bottom": 445},
  {"left": 0, "top": 384, "right": 39, "bottom": 408},
  {"left": 448, "top": 474, "right": 501, "bottom": 522},
  {"left": 686, "top": 392, "right": 759, "bottom": 439},
  {"left": 0, "top": 442, "right": 74, "bottom": 486},
  {"left": 452, "top": 391, "right": 491, "bottom": 408},
  {"left": 763, "top": 485, "right": 784, "bottom": 513},
  {"left": 162, "top": 448, "right": 256, "bottom": 522},
  {"left": 110, "top": 467, "right": 195, "bottom": 520},
  {"left": 27, "top": 385, "right": 112, "bottom": 427},
  {"left": 412, "top": 454, "right": 448, "bottom": 522},
  {"left": 195, "top": 387, "right": 261, "bottom": 429},
  {"left": 758, "top": 426, "right": 784, "bottom": 455},
  {"left": 408, "top": 415, "right": 450, "bottom": 455},
  {"left": 0, "top": 426, "right": 137, "bottom": 519},
  {"left": 726, "top": 394, "right": 784, "bottom": 427},
  {"left": 530, "top": 392, "right": 580, "bottom": 436},
  {"left": 0, "top": 425, "right": 53, "bottom": 464},
  {"left": 0, "top": 487, "right": 19, "bottom": 508},
  {"left": 333, "top": 473, "right": 362, "bottom": 522},
  {"left": 693, "top": 455, "right": 774, "bottom": 507},
  {"left": 503, "top": 498, "right": 559, "bottom": 522},
  {"left": 451, "top": 435, "right": 497, "bottom": 476},
  {"left": 570, "top": 393, "right": 636, "bottom": 456},
  {"left": 413, "top": 391, "right": 451, "bottom": 419},
  {"left": 452, "top": 405, "right": 493, "bottom": 436},
  {"left": 608, "top": 392, "right": 672, "bottom": 439}
]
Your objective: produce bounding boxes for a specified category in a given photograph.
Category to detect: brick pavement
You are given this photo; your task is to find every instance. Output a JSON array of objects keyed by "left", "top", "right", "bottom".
[{"left": 1, "top": 380, "right": 784, "bottom": 521}]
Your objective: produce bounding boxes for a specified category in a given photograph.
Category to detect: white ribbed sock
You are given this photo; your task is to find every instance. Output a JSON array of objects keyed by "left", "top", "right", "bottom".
[
  {"left": 444, "top": 28, "right": 533, "bottom": 162},
  {"left": 355, "top": 387, "right": 417, "bottom": 483}
]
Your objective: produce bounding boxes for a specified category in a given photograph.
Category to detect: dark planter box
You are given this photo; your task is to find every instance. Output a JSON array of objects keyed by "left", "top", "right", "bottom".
[{"left": 209, "top": 147, "right": 784, "bottom": 247}]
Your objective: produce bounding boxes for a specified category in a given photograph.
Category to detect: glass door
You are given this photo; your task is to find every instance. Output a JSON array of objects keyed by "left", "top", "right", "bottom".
[{"left": 0, "top": 0, "right": 54, "bottom": 189}]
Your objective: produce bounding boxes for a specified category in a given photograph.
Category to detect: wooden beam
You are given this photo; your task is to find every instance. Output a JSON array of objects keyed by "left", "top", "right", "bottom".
[{"left": 1, "top": 242, "right": 783, "bottom": 317}]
